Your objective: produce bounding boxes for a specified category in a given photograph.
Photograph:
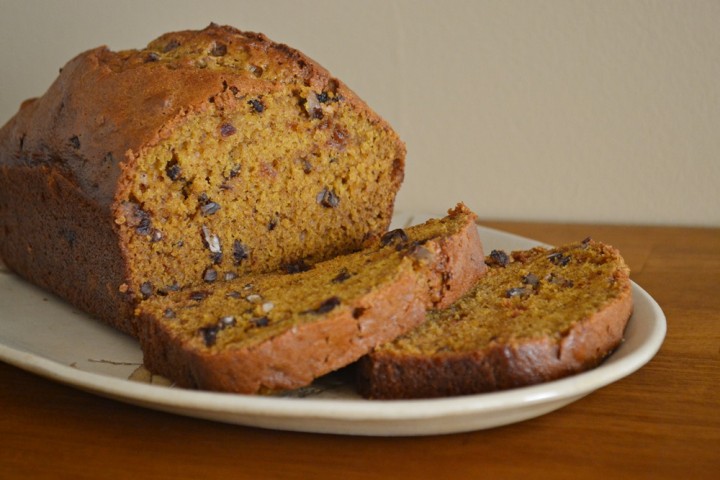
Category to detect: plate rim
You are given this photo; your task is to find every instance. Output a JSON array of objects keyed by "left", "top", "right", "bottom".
[{"left": 0, "top": 223, "right": 667, "bottom": 434}]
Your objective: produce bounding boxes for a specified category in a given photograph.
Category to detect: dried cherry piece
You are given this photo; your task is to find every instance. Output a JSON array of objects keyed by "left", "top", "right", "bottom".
[
  {"left": 331, "top": 268, "right": 352, "bottom": 284},
  {"left": 220, "top": 123, "right": 237, "bottom": 137},
  {"left": 380, "top": 229, "right": 408, "bottom": 247},
  {"left": 302, "top": 296, "right": 341, "bottom": 315},
  {"left": 487, "top": 250, "right": 510, "bottom": 267},
  {"left": 248, "top": 99, "right": 265, "bottom": 113},
  {"left": 317, "top": 188, "right": 339, "bottom": 208},
  {"left": 210, "top": 43, "right": 227, "bottom": 57},
  {"left": 233, "top": 240, "right": 249, "bottom": 265}
]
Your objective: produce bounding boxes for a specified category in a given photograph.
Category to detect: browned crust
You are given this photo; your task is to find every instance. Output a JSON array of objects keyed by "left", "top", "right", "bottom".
[
  {"left": 357, "top": 267, "right": 634, "bottom": 399},
  {"left": 426, "top": 204, "right": 486, "bottom": 309},
  {"left": 137, "top": 206, "right": 487, "bottom": 393},
  {"left": 0, "top": 164, "right": 135, "bottom": 334}
]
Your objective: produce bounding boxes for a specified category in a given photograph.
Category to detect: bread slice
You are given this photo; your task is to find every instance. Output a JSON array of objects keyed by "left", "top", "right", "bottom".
[
  {"left": 357, "top": 238, "right": 633, "bottom": 399},
  {"left": 136, "top": 204, "right": 486, "bottom": 393},
  {"left": 0, "top": 24, "right": 405, "bottom": 336}
]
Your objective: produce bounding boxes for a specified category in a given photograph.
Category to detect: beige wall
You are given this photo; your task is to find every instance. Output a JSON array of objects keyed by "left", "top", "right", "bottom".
[{"left": 1, "top": 0, "right": 718, "bottom": 226}]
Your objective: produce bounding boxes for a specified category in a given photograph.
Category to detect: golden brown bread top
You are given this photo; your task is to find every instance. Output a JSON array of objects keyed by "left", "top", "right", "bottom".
[{"left": 0, "top": 23, "right": 388, "bottom": 210}]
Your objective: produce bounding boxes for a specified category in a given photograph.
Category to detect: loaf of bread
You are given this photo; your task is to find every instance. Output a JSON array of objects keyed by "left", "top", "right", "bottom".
[
  {"left": 358, "top": 238, "right": 633, "bottom": 399},
  {"left": 136, "top": 204, "right": 486, "bottom": 393},
  {"left": 0, "top": 24, "right": 405, "bottom": 336}
]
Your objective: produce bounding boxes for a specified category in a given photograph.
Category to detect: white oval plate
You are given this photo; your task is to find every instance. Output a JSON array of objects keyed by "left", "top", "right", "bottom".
[{"left": 0, "top": 215, "right": 666, "bottom": 436}]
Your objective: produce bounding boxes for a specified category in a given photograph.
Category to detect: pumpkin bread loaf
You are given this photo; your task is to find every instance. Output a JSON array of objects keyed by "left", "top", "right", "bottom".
[
  {"left": 0, "top": 24, "right": 405, "bottom": 336},
  {"left": 136, "top": 204, "right": 486, "bottom": 393},
  {"left": 358, "top": 238, "right": 633, "bottom": 399}
]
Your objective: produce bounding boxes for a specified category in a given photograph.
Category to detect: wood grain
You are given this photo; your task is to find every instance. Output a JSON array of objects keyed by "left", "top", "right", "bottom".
[{"left": 1, "top": 222, "right": 718, "bottom": 479}]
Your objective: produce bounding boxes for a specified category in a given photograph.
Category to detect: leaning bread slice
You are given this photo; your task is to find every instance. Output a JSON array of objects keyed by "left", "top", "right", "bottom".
[
  {"left": 357, "top": 238, "right": 633, "bottom": 399},
  {"left": 136, "top": 204, "right": 486, "bottom": 393}
]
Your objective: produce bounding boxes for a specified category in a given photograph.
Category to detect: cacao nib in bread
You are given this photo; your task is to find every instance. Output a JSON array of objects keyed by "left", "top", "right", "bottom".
[
  {"left": 136, "top": 204, "right": 486, "bottom": 393},
  {"left": 0, "top": 24, "right": 405, "bottom": 336},
  {"left": 358, "top": 239, "right": 633, "bottom": 399}
]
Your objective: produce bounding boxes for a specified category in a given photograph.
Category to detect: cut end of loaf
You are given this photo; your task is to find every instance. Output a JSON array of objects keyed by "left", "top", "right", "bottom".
[{"left": 107, "top": 24, "right": 405, "bottom": 308}]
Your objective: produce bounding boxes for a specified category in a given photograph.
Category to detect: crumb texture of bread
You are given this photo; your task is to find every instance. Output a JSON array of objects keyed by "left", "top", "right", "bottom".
[
  {"left": 136, "top": 205, "right": 486, "bottom": 393},
  {"left": 357, "top": 239, "right": 633, "bottom": 399},
  {"left": 0, "top": 24, "right": 405, "bottom": 336}
]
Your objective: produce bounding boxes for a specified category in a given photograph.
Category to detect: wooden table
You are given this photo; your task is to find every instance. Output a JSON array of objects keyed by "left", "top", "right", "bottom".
[{"left": 1, "top": 222, "right": 718, "bottom": 479}]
